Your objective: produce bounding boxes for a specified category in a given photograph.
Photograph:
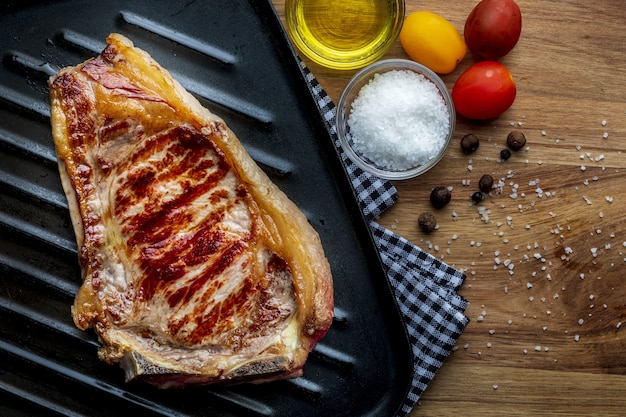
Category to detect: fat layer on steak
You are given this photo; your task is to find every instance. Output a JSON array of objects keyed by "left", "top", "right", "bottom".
[{"left": 48, "top": 33, "right": 333, "bottom": 387}]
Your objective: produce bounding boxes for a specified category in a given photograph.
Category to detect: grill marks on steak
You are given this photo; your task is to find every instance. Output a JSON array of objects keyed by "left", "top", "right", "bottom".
[
  {"left": 107, "top": 124, "right": 297, "bottom": 351},
  {"left": 115, "top": 126, "right": 231, "bottom": 252},
  {"left": 49, "top": 34, "right": 333, "bottom": 386}
]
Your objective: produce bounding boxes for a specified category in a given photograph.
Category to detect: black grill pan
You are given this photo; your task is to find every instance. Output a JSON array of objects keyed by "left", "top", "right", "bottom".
[{"left": 0, "top": 1, "right": 413, "bottom": 416}]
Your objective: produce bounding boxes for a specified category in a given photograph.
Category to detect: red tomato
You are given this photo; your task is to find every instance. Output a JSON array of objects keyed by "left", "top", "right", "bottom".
[
  {"left": 464, "top": 0, "right": 522, "bottom": 60},
  {"left": 451, "top": 61, "right": 516, "bottom": 120}
]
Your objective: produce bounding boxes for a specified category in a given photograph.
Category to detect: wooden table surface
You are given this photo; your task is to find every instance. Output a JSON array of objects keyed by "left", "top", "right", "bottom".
[{"left": 272, "top": 0, "right": 626, "bottom": 415}]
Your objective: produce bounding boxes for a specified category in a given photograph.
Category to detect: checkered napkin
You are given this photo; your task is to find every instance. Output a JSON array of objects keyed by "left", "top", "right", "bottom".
[{"left": 299, "top": 61, "right": 470, "bottom": 417}]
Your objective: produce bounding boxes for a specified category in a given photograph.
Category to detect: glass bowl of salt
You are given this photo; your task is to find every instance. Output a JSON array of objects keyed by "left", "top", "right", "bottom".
[{"left": 336, "top": 59, "right": 455, "bottom": 180}]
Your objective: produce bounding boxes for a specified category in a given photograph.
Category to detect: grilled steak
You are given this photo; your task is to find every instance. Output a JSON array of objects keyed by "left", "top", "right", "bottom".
[{"left": 48, "top": 33, "right": 333, "bottom": 387}]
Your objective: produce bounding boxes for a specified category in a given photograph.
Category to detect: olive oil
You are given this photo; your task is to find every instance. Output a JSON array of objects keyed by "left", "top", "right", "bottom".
[{"left": 285, "top": 0, "right": 403, "bottom": 70}]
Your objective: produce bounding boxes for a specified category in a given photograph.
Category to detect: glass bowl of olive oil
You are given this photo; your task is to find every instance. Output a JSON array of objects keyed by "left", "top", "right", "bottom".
[{"left": 285, "top": 0, "right": 405, "bottom": 70}]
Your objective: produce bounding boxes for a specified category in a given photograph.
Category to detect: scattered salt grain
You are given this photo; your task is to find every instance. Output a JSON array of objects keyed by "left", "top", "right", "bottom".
[{"left": 348, "top": 70, "right": 449, "bottom": 170}]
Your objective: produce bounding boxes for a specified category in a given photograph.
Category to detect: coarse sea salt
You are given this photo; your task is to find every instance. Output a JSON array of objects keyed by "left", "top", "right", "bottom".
[{"left": 347, "top": 70, "right": 449, "bottom": 170}]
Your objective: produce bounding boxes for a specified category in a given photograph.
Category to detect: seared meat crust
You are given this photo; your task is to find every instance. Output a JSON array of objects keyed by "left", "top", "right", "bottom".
[{"left": 49, "top": 33, "right": 333, "bottom": 387}]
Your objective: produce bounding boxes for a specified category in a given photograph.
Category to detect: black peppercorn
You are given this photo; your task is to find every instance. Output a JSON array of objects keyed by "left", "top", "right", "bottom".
[
  {"left": 430, "top": 186, "right": 451, "bottom": 208},
  {"left": 471, "top": 191, "right": 485, "bottom": 204},
  {"left": 460, "top": 133, "right": 480, "bottom": 154},
  {"left": 418, "top": 212, "right": 437, "bottom": 233},
  {"left": 500, "top": 149, "right": 512, "bottom": 160},
  {"left": 507, "top": 130, "right": 527, "bottom": 150},
  {"left": 478, "top": 174, "right": 494, "bottom": 193}
]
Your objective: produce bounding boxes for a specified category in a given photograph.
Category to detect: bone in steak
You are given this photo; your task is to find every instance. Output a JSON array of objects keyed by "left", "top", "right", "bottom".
[{"left": 48, "top": 33, "right": 334, "bottom": 387}]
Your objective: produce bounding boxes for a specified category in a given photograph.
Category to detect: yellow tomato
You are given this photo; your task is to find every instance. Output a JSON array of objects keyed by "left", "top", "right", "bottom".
[{"left": 399, "top": 11, "right": 466, "bottom": 74}]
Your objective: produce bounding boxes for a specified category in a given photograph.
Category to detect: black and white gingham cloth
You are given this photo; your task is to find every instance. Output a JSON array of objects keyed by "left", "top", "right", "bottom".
[{"left": 300, "top": 61, "right": 470, "bottom": 417}]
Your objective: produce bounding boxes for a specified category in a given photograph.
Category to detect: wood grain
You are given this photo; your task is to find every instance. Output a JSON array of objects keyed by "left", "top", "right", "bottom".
[{"left": 273, "top": 1, "right": 626, "bottom": 415}]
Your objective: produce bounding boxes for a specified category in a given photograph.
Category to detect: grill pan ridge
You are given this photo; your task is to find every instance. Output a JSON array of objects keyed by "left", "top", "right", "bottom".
[{"left": 0, "top": 1, "right": 413, "bottom": 416}]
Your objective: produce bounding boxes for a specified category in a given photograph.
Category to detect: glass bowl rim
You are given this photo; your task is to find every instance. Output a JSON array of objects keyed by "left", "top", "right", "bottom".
[
  {"left": 284, "top": 0, "right": 406, "bottom": 70},
  {"left": 336, "top": 58, "right": 456, "bottom": 180}
]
